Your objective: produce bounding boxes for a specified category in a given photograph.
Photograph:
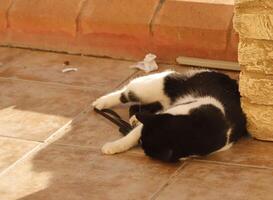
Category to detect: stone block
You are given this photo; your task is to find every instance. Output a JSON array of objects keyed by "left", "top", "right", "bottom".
[
  {"left": 239, "top": 71, "right": 273, "bottom": 105},
  {"left": 242, "top": 98, "right": 273, "bottom": 141},
  {"left": 239, "top": 38, "right": 273, "bottom": 74},
  {"left": 234, "top": 14, "right": 273, "bottom": 40}
]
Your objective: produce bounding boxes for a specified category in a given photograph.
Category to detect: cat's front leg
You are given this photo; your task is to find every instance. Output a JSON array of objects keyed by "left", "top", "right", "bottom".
[
  {"left": 102, "top": 124, "right": 142, "bottom": 154},
  {"left": 92, "top": 88, "right": 126, "bottom": 110}
]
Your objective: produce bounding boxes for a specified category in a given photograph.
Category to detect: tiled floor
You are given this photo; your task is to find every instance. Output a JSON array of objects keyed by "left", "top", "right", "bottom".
[{"left": 0, "top": 47, "right": 272, "bottom": 200}]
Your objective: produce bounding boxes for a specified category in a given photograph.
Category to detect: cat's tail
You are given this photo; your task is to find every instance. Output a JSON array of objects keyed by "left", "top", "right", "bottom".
[{"left": 231, "top": 112, "right": 249, "bottom": 142}]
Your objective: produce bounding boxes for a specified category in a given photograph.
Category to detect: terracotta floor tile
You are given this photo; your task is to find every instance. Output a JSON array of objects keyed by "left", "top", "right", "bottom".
[
  {"left": 156, "top": 161, "right": 273, "bottom": 200},
  {"left": 52, "top": 106, "right": 131, "bottom": 147},
  {"left": 49, "top": 75, "right": 144, "bottom": 153},
  {"left": 0, "top": 137, "right": 38, "bottom": 173},
  {"left": 0, "top": 144, "right": 181, "bottom": 200},
  {"left": 49, "top": 71, "right": 140, "bottom": 149},
  {"left": 197, "top": 137, "right": 273, "bottom": 169},
  {"left": 0, "top": 48, "right": 26, "bottom": 72},
  {"left": 0, "top": 47, "right": 137, "bottom": 90},
  {"left": 0, "top": 47, "right": 247, "bottom": 200},
  {"left": 0, "top": 78, "right": 94, "bottom": 141}
]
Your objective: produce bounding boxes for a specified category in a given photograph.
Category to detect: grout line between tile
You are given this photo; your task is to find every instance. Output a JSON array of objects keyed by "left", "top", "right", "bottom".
[
  {"left": 0, "top": 119, "right": 74, "bottom": 177},
  {"left": 0, "top": 71, "right": 138, "bottom": 92},
  {"left": 149, "top": 161, "right": 188, "bottom": 200},
  {"left": 0, "top": 112, "right": 83, "bottom": 177},
  {"left": 0, "top": 76, "right": 97, "bottom": 91},
  {"left": 0, "top": 66, "right": 140, "bottom": 177},
  {"left": 43, "top": 101, "right": 94, "bottom": 145},
  {"left": 50, "top": 142, "right": 99, "bottom": 151},
  {"left": 0, "top": 135, "right": 43, "bottom": 143},
  {"left": 0, "top": 45, "right": 143, "bottom": 63},
  {"left": 0, "top": 102, "right": 92, "bottom": 177},
  {"left": 192, "top": 159, "right": 273, "bottom": 171},
  {"left": 150, "top": 158, "right": 273, "bottom": 200},
  {"left": 0, "top": 69, "right": 138, "bottom": 142},
  {"left": 42, "top": 74, "right": 144, "bottom": 148},
  {"left": 53, "top": 141, "right": 144, "bottom": 156},
  {"left": 47, "top": 70, "right": 145, "bottom": 152},
  {"left": 0, "top": 143, "right": 42, "bottom": 177}
]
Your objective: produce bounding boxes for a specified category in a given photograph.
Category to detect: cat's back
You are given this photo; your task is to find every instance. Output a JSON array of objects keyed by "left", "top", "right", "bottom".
[
  {"left": 187, "top": 70, "right": 247, "bottom": 141},
  {"left": 164, "top": 70, "right": 240, "bottom": 104}
]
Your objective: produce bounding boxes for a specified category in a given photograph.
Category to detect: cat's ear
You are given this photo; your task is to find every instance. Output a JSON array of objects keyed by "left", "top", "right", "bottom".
[{"left": 135, "top": 113, "right": 156, "bottom": 124}]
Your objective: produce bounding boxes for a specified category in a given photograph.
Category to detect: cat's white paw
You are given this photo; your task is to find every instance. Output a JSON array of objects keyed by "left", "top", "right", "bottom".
[
  {"left": 129, "top": 115, "right": 141, "bottom": 127},
  {"left": 101, "top": 142, "right": 120, "bottom": 155},
  {"left": 92, "top": 96, "right": 109, "bottom": 110}
]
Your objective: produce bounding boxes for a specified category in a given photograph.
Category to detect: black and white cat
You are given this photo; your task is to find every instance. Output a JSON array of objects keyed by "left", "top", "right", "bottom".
[{"left": 92, "top": 69, "right": 247, "bottom": 162}]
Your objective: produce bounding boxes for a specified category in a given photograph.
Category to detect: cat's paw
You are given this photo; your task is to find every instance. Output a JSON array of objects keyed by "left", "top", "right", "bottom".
[
  {"left": 129, "top": 115, "right": 141, "bottom": 127},
  {"left": 92, "top": 96, "right": 110, "bottom": 110},
  {"left": 101, "top": 142, "right": 120, "bottom": 155}
]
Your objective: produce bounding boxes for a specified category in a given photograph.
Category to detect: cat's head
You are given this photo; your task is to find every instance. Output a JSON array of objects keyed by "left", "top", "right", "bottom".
[{"left": 135, "top": 113, "right": 179, "bottom": 162}]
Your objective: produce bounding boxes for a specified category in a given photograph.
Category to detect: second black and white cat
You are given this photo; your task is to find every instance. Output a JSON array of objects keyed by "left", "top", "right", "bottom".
[{"left": 92, "top": 69, "right": 247, "bottom": 162}]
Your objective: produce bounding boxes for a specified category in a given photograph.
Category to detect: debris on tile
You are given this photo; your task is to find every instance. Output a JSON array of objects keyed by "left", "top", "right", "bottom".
[
  {"left": 62, "top": 68, "right": 78, "bottom": 73},
  {"left": 130, "top": 53, "right": 158, "bottom": 73},
  {"left": 63, "top": 61, "right": 70, "bottom": 66}
]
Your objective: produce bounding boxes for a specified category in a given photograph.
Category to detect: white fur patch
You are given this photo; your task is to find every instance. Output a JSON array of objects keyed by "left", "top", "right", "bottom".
[
  {"left": 132, "top": 70, "right": 174, "bottom": 83},
  {"left": 225, "top": 128, "right": 232, "bottom": 145},
  {"left": 165, "top": 96, "right": 225, "bottom": 116},
  {"left": 216, "top": 143, "right": 233, "bottom": 153},
  {"left": 126, "top": 71, "right": 174, "bottom": 108},
  {"left": 101, "top": 124, "right": 143, "bottom": 154},
  {"left": 92, "top": 88, "right": 126, "bottom": 110},
  {"left": 213, "top": 128, "right": 233, "bottom": 153}
]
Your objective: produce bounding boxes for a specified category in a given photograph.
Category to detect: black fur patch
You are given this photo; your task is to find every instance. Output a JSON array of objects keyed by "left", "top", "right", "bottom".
[
  {"left": 164, "top": 71, "right": 247, "bottom": 141},
  {"left": 120, "top": 91, "right": 140, "bottom": 103},
  {"left": 140, "top": 105, "right": 228, "bottom": 162},
  {"left": 120, "top": 93, "right": 128, "bottom": 103},
  {"left": 163, "top": 73, "right": 187, "bottom": 103},
  {"left": 129, "top": 102, "right": 163, "bottom": 118},
  {"left": 128, "top": 91, "right": 139, "bottom": 102}
]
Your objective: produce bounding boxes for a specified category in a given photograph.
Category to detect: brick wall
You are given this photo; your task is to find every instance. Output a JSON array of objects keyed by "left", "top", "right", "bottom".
[
  {"left": 234, "top": 0, "right": 273, "bottom": 141},
  {"left": 0, "top": 0, "right": 237, "bottom": 63}
]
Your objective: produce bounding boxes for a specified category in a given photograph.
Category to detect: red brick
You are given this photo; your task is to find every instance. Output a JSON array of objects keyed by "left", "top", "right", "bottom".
[
  {"left": 74, "top": 34, "right": 153, "bottom": 60},
  {"left": 0, "top": 0, "right": 13, "bottom": 42},
  {"left": 0, "top": 0, "right": 238, "bottom": 63},
  {"left": 225, "top": 27, "right": 239, "bottom": 61},
  {"left": 0, "top": 0, "right": 12, "bottom": 30},
  {"left": 75, "top": 0, "right": 159, "bottom": 59},
  {"left": 152, "top": 0, "right": 236, "bottom": 62},
  {"left": 80, "top": 0, "right": 158, "bottom": 37},
  {"left": 3, "top": 0, "right": 87, "bottom": 54},
  {"left": 9, "top": 0, "right": 84, "bottom": 36}
]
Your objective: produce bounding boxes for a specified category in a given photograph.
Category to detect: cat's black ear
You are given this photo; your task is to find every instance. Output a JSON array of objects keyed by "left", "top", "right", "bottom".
[{"left": 135, "top": 113, "right": 155, "bottom": 124}]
